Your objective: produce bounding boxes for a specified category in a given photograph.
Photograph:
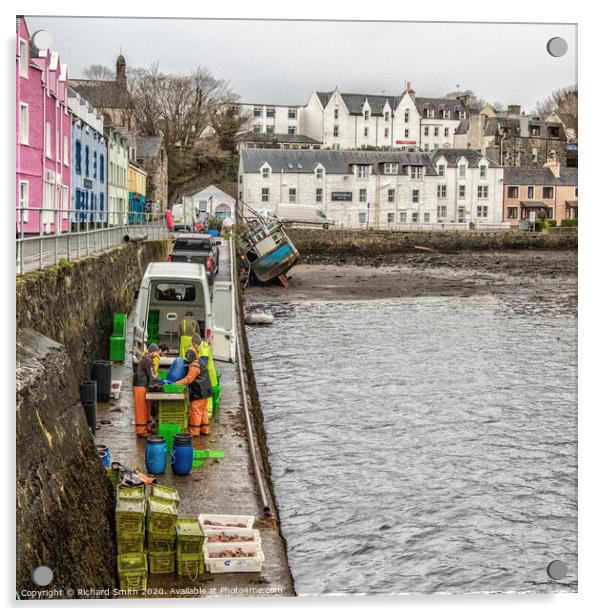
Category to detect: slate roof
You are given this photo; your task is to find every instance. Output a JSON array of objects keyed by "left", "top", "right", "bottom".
[
  {"left": 136, "top": 135, "right": 163, "bottom": 158},
  {"left": 241, "top": 132, "right": 321, "bottom": 144},
  {"left": 241, "top": 149, "right": 438, "bottom": 175},
  {"left": 415, "top": 97, "right": 469, "bottom": 119},
  {"left": 503, "top": 166, "right": 578, "bottom": 186},
  {"left": 70, "top": 78, "right": 133, "bottom": 110},
  {"left": 316, "top": 91, "right": 401, "bottom": 116},
  {"left": 484, "top": 117, "right": 566, "bottom": 140},
  {"left": 431, "top": 149, "right": 501, "bottom": 168},
  {"left": 455, "top": 119, "right": 469, "bottom": 135}
]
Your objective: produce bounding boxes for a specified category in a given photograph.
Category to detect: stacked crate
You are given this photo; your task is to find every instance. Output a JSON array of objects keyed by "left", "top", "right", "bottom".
[
  {"left": 158, "top": 398, "right": 189, "bottom": 431},
  {"left": 176, "top": 518, "right": 205, "bottom": 577},
  {"left": 115, "top": 486, "right": 147, "bottom": 591},
  {"left": 147, "top": 310, "right": 160, "bottom": 345},
  {"left": 146, "top": 485, "right": 179, "bottom": 575},
  {"left": 110, "top": 314, "right": 127, "bottom": 362}
]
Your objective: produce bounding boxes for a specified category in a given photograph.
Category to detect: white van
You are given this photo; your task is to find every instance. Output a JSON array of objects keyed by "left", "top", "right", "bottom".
[
  {"left": 274, "top": 204, "right": 335, "bottom": 229},
  {"left": 171, "top": 203, "right": 195, "bottom": 231},
  {"left": 132, "top": 262, "right": 236, "bottom": 366}
]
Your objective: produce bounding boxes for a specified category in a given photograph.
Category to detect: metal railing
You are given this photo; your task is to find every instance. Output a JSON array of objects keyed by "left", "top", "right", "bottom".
[{"left": 15, "top": 205, "right": 169, "bottom": 275}]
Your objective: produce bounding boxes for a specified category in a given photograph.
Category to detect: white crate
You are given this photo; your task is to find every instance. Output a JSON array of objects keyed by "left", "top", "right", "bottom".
[
  {"left": 204, "top": 528, "right": 261, "bottom": 546},
  {"left": 203, "top": 542, "right": 265, "bottom": 573},
  {"left": 198, "top": 513, "right": 255, "bottom": 530}
]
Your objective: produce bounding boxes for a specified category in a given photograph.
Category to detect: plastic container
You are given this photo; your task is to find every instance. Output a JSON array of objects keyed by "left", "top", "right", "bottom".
[
  {"left": 148, "top": 309, "right": 160, "bottom": 324},
  {"left": 158, "top": 370, "right": 168, "bottom": 380},
  {"left": 118, "top": 553, "right": 148, "bottom": 591},
  {"left": 203, "top": 542, "right": 265, "bottom": 573},
  {"left": 113, "top": 313, "right": 127, "bottom": 337},
  {"left": 96, "top": 444, "right": 111, "bottom": 469},
  {"left": 147, "top": 529, "right": 176, "bottom": 554},
  {"left": 204, "top": 528, "right": 261, "bottom": 546},
  {"left": 147, "top": 496, "right": 178, "bottom": 534},
  {"left": 171, "top": 434, "right": 194, "bottom": 476},
  {"left": 116, "top": 498, "right": 146, "bottom": 534},
  {"left": 176, "top": 518, "right": 204, "bottom": 554},
  {"left": 163, "top": 383, "right": 185, "bottom": 394},
  {"left": 166, "top": 357, "right": 187, "bottom": 383},
  {"left": 158, "top": 424, "right": 181, "bottom": 451},
  {"left": 149, "top": 552, "right": 176, "bottom": 574},
  {"left": 151, "top": 484, "right": 180, "bottom": 506},
  {"left": 198, "top": 513, "right": 255, "bottom": 530},
  {"left": 158, "top": 402, "right": 188, "bottom": 430},
  {"left": 93, "top": 360, "right": 112, "bottom": 402},
  {"left": 117, "top": 533, "right": 145, "bottom": 554},
  {"left": 116, "top": 485, "right": 145, "bottom": 500},
  {"left": 110, "top": 335, "right": 126, "bottom": 362},
  {"left": 176, "top": 557, "right": 204, "bottom": 577},
  {"left": 80, "top": 381, "right": 97, "bottom": 434},
  {"left": 145, "top": 436, "right": 167, "bottom": 475}
]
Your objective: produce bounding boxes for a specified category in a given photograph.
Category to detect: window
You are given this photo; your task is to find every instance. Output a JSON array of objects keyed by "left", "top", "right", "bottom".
[
  {"left": 423, "top": 212, "right": 430, "bottom": 222},
  {"left": 19, "top": 39, "right": 29, "bottom": 78},
  {"left": 542, "top": 186, "right": 555, "bottom": 199},
  {"left": 253, "top": 124, "right": 261, "bottom": 133},
  {"left": 399, "top": 211, "right": 407, "bottom": 223},
  {"left": 93, "top": 152, "right": 97, "bottom": 179},
  {"left": 99, "top": 192, "right": 104, "bottom": 214},
  {"left": 239, "top": 175, "right": 243, "bottom": 183},
  {"left": 19, "top": 181, "right": 29, "bottom": 223},
  {"left": 288, "top": 126, "right": 296, "bottom": 135},
  {"left": 427, "top": 109, "right": 435, "bottom": 118},
  {"left": 479, "top": 165, "right": 487, "bottom": 178},
  {"left": 434, "top": 127, "right": 439, "bottom": 137},
  {"left": 388, "top": 189, "right": 395, "bottom": 203},
  {"left": 359, "top": 188, "right": 367, "bottom": 202},
  {"left": 288, "top": 108, "right": 297, "bottom": 119},
  {"left": 364, "top": 109, "right": 370, "bottom": 120},
  {"left": 315, "top": 167, "right": 324, "bottom": 179},
  {"left": 56, "top": 129, "right": 61, "bottom": 163},
  {"left": 458, "top": 206, "right": 466, "bottom": 222},
  {"left": 358, "top": 212, "right": 367, "bottom": 223},
  {"left": 443, "top": 110, "right": 450, "bottom": 119},
  {"left": 437, "top": 185, "right": 447, "bottom": 198},
  {"left": 384, "top": 111, "right": 390, "bottom": 122},
  {"left": 527, "top": 186, "right": 534, "bottom": 199},
  {"left": 437, "top": 205, "right": 447, "bottom": 219},
  {"left": 262, "top": 167, "right": 270, "bottom": 179},
  {"left": 266, "top": 125, "right": 274, "bottom": 134},
  {"left": 437, "top": 164, "right": 445, "bottom": 176},
  {"left": 424, "top": 127, "right": 429, "bottom": 136},
  {"left": 316, "top": 188, "right": 323, "bottom": 203},
  {"left": 549, "top": 126, "right": 560, "bottom": 139},
  {"left": 532, "top": 148, "right": 538, "bottom": 163},
  {"left": 85, "top": 145, "right": 90, "bottom": 177},
  {"left": 333, "top": 125, "right": 339, "bottom": 137},
  {"left": 530, "top": 125, "right": 541, "bottom": 137},
  {"left": 45, "top": 122, "right": 52, "bottom": 158},
  {"left": 507, "top": 186, "right": 519, "bottom": 199},
  {"left": 387, "top": 213, "right": 394, "bottom": 223},
  {"left": 19, "top": 103, "right": 28, "bottom": 144},
  {"left": 404, "top": 129, "right": 410, "bottom": 138},
  {"left": 384, "top": 163, "right": 398, "bottom": 174},
  {"left": 459, "top": 110, "right": 467, "bottom": 119},
  {"left": 458, "top": 184, "right": 466, "bottom": 198},
  {"left": 253, "top": 106, "right": 262, "bottom": 117},
  {"left": 412, "top": 189, "right": 420, "bottom": 203},
  {"left": 507, "top": 206, "right": 518, "bottom": 219},
  {"left": 154, "top": 283, "right": 196, "bottom": 302},
  {"left": 75, "top": 140, "right": 82, "bottom": 175},
  {"left": 410, "top": 166, "right": 422, "bottom": 179},
  {"left": 477, "top": 186, "right": 489, "bottom": 198},
  {"left": 266, "top": 107, "right": 275, "bottom": 118},
  {"left": 477, "top": 205, "right": 489, "bottom": 218},
  {"left": 404, "top": 110, "right": 410, "bottom": 123},
  {"left": 364, "top": 127, "right": 369, "bottom": 137},
  {"left": 459, "top": 164, "right": 466, "bottom": 178},
  {"left": 356, "top": 165, "right": 369, "bottom": 179},
  {"left": 334, "top": 108, "right": 339, "bottom": 120},
  {"left": 412, "top": 212, "right": 419, "bottom": 222},
  {"left": 384, "top": 127, "right": 389, "bottom": 138},
  {"left": 444, "top": 127, "right": 449, "bottom": 138},
  {"left": 289, "top": 187, "right": 297, "bottom": 203},
  {"left": 99, "top": 154, "right": 104, "bottom": 182},
  {"left": 261, "top": 187, "right": 269, "bottom": 202},
  {"left": 64, "top": 135, "right": 69, "bottom": 166}
]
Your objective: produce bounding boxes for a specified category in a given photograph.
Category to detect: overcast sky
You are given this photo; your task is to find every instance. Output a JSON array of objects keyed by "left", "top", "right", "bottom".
[{"left": 25, "top": 17, "right": 576, "bottom": 111}]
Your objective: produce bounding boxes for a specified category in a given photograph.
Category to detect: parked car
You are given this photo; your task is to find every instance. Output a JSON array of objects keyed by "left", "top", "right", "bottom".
[
  {"left": 274, "top": 204, "right": 335, "bottom": 229},
  {"left": 168, "top": 233, "right": 220, "bottom": 283}
]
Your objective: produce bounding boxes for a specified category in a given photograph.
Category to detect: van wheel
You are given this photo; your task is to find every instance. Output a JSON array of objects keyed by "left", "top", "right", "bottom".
[{"left": 323, "top": 224, "right": 329, "bottom": 230}]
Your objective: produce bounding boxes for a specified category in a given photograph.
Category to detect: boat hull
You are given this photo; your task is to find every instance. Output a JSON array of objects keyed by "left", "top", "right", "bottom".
[{"left": 251, "top": 241, "right": 299, "bottom": 282}]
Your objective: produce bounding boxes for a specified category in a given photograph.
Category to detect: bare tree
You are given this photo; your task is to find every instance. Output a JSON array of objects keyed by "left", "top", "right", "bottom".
[
  {"left": 532, "top": 85, "right": 577, "bottom": 117},
  {"left": 82, "top": 64, "right": 114, "bottom": 80}
]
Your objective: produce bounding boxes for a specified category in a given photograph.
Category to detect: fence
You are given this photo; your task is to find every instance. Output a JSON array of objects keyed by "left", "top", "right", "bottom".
[{"left": 16, "top": 205, "right": 169, "bottom": 275}]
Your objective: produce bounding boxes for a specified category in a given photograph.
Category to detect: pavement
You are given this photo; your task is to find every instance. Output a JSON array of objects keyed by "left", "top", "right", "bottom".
[{"left": 94, "top": 239, "right": 294, "bottom": 599}]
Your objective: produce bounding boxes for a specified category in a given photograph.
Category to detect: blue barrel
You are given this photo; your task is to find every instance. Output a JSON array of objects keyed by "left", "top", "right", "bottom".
[
  {"left": 146, "top": 436, "right": 167, "bottom": 475},
  {"left": 96, "top": 444, "right": 111, "bottom": 469},
  {"left": 171, "top": 433, "right": 193, "bottom": 476},
  {"left": 166, "top": 357, "right": 187, "bottom": 383}
]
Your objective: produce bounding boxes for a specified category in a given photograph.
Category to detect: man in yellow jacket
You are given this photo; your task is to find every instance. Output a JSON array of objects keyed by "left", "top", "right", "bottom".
[{"left": 189, "top": 333, "right": 218, "bottom": 416}]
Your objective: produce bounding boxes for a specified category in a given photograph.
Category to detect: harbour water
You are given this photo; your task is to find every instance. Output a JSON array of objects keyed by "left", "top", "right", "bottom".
[{"left": 246, "top": 291, "right": 577, "bottom": 595}]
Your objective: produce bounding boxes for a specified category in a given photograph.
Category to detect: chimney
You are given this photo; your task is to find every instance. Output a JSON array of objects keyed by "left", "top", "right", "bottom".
[
  {"left": 544, "top": 159, "right": 561, "bottom": 178},
  {"left": 116, "top": 54, "right": 126, "bottom": 87},
  {"left": 507, "top": 104, "right": 521, "bottom": 118},
  {"left": 404, "top": 81, "right": 415, "bottom": 100}
]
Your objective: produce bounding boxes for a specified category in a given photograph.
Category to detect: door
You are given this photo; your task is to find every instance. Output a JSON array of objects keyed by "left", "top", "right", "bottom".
[
  {"left": 211, "top": 280, "right": 236, "bottom": 362},
  {"left": 132, "top": 284, "right": 150, "bottom": 363}
]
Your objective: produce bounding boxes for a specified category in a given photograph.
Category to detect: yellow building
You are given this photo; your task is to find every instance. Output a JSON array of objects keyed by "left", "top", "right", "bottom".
[{"left": 128, "top": 161, "right": 148, "bottom": 224}]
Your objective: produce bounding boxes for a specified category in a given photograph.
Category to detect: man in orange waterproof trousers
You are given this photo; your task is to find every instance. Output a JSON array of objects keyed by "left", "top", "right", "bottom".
[{"left": 176, "top": 349, "right": 213, "bottom": 436}]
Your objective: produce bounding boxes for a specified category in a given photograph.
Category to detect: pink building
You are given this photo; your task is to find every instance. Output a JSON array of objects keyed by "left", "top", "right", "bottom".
[{"left": 16, "top": 17, "right": 71, "bottom": 235}]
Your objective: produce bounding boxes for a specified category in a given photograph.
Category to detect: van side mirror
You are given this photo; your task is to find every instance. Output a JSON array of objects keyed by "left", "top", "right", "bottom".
[
  {"left": 215, "top": 240, "right": 222, "bottom": 245},
  {"left": 134, "top": 289, "right": 139, "bottom": 300}
]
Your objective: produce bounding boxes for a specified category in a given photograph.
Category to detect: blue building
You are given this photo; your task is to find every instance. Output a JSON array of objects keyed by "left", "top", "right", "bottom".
[{"left": 68, "top": 87, "right": 107, "bottom": 225}]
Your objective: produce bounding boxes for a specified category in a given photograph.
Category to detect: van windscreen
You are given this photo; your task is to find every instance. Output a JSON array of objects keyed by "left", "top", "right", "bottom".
[{"left": 154, "top": 283, "right": 196, "bottom": 302}]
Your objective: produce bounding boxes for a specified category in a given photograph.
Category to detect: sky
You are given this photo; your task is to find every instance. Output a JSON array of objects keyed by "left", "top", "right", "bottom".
[{"left": 25, "top": 17, "right": 577, "bottom": 111}]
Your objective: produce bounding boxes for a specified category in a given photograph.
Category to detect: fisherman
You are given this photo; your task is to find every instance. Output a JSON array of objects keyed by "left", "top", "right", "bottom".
[
  {"left": 176, "top": 348, "right": 212, "bottom": 436},
  {"left": 188, "top": 333, "right": 218, "bottom": 417},
  {"left": 134, "top": 344, "right": 160, "bottom": 437},
  {"left": 178, "top": 311, "right": 200, "bottom": 358},
  {"left": 154, "top": 343, "right": 169, "bottom": 377}
]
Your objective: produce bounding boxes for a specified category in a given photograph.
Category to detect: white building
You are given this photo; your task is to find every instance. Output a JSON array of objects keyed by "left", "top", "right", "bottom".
[
  {"left": 239, "top": 148, "right": 504, "bottom": 229},
  {"left": 239, "top": 102, "right": 304, "bottom": 137},
  {"left": 182, "top": 185, "right": 236, "bottom": 221},
  {"left": 430, "top": 149, "right": 504, "bottom": 225}
]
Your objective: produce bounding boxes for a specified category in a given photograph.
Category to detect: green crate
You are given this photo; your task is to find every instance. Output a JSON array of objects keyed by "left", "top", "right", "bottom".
[
  {"left": 117, "top": 532, "right": 145, "bottom": 554},
  {"left": 147, "top": 532, "right": 176, "bottom": 554},
  {"left": 149, "top": 552, "right": 176, "bottom": 574},
  {"left": 147, "top": 496, "right": 178, "bottom": 534},
  {"left": 176, "top": 518, "right": 204, "bottom": 554},
  {"left": 116, "top": 498, "right": 146, "bottom": 534},
  {"left": 148, "top": 310, "right": 160, "bottom": 324},
  {"left": 119, "top": 573, "right": 147, "bottom": 592},
  {"left": 118, "top": 552, "right": 147, "bottom": 574},
  {"left": 158, "top": 400, "right": 189, "bottom": 429},
  {"left": 113, "top": 314, "right": 127, "bottom": 337},
  {"left": 158, "top": 424, "right": 181, "bottom": 451},
  {"left": 151, "top": 484, "right": 180, "bottom": 506},
  {"left": 176, "top": 557, "right": 204, "bottom": 577},
  {"left": 163, "top": 383, "right": 186, "bottom": 394},
  {"left": 117, "top": 485, "right": 145, "bottom": 500},
  {"left": 212, "top": 384, "right": 221, "bottom": 413},
  {"left": 110, "top": 335, "right": 126, "bottom": 362},
  {"left": 106, "top": 467, "right": 120, "bottom": 488},
  {"left": 158, "top": 370, "right": 168, "bottom": 380}
]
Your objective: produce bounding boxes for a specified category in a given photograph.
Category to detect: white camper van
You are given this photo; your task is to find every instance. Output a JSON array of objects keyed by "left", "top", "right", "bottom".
[
  {"left": 132, "top": 262, "right": 236, "bottom": 366},
  {"left": 274, "top": 204, "right": 335, "bottom": 229}
]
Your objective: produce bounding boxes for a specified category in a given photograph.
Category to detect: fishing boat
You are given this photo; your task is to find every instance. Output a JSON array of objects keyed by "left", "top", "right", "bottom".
[{"left": 237, "top": 200, "right": 299, "bottom": 284}]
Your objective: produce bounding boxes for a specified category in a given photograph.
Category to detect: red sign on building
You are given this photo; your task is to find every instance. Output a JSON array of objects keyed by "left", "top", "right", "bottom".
[{"left": 395, "top": 140, "right": 417, "bottom": 145}]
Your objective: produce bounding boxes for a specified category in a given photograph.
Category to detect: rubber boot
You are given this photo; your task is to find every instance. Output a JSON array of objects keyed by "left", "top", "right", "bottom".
[{"left": 134, "top": 386, "right": 151, "bottom": 437}]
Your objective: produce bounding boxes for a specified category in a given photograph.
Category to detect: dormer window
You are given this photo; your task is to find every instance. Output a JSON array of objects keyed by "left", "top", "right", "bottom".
[
  {"left": 548, "top": 126, "right": 560, "bottom": 139},
  {"left": 384, "top": 111, "right": 390, "bottom": 122},
  {"left": 364, "top": 109, "right": 370, "bottom": 121},
  {"left": 459, "top": 110, "right": 467, "bottom": 119},
  {"left": 383, "top": 163, "right": 398, "bottom": 174},
  {"left": 442, "top": 110, "right": 451, "bottom": 119},
  {"left": 410, "top": 166, "right": 423, "bottom": 179},
  {"left": 315, "top": 166, "right": 324, "bottom": 179},
  {"left": 530, "top": 125, "right": 541, "bottom": 137},
  {"left": 459, "top": 164, "right": 467, "bottom": 178},
  {"left": 334, "top": 108, "right": 339, "bottom": 120},
  {"left": 404, "top": 109, "right": 410, "bottom": 123},
  {"left": 356, "top": 165, "right": 369, "bottom": 179},
  {"left": 262, "top": 166, "right": 271, "bottom": 179},
  {"left": 437, "top": 164, "right": 445, "bottom": 176},
  {"left": 479, "top": 164, "right": 487, "bottom": 178},
  {"left": 426, "top": 109, "right": 435, "bottom": 118}
]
